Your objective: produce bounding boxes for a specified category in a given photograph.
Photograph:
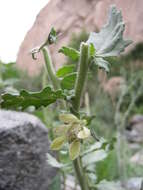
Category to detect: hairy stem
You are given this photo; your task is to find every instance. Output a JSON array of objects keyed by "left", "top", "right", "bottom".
[
  {"left": 42, "top": 47, "right": 60, "bottom": 90},
  {"left": 73, "top": 43, "right": 89, "bottom": 111},
  {"left": 72, "top": 43, "right": 90, "bottom": 190},
  {"left": 42, "top": 47, "right": 66, "bottom": 109}
]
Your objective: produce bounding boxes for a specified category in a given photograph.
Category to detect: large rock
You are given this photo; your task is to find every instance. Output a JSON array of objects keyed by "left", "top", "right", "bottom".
[
  {"left": 126, "top": 114, "right": 143, "bottom": 143},
  {"left": 17, "top": 0, "right": 143, "bottom": 75},
  {"left": 0, "top": 110, "right": 56, "bottom": 190}
]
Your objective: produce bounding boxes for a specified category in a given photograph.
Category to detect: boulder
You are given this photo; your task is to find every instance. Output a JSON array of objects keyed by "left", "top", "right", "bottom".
[{"left": 0, "top": 110, "right": 57, "bottom": 190}]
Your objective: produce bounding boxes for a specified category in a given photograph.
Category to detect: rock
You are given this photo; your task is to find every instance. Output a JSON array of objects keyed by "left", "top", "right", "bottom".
[
  {"left": 126, "top": 114, "right": 143, "bottom": 143},
  {"left": 100, "top": 76, "right": 126, "bottom": 104},
  {"left": 17, "top": 0, "right": 143, "bottom": 75},
  {"left": 130, "top": 150, "right": 143, "bottom": 166},
  {"left": 0, "top": 110, "right": 57, "bottom": 190},
  {"left": 126, "top": 177, "right": 143, "bottom": 190}
]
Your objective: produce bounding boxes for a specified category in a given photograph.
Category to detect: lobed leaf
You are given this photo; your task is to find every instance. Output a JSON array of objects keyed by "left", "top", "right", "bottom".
[
  {"left": 87, "top": 5, "right": 132, "bottom": 71},
  {"left": 59, "top": 46, "right": 80, "bottom": 61},
  {"left": 0, "top": 86, "right": 65, "bottom": 110},
  {"left": 87, "top": 5, "right": 132, "bottom": 57}
]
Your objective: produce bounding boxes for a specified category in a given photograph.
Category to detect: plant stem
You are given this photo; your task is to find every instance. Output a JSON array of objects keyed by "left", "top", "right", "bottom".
[
  {"left": 72, "top": 42, "right": 90, "bottom": 190},
  {"left": 42, "top": 47, "right": 60, "bottom": 90},
  {"left": 42, "top": 47, "right": 66, "bottom": 109}
]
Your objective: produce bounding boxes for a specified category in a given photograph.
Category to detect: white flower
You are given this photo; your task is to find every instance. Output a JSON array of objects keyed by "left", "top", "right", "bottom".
[{"left": 77, "top": 126, "right": 91, "bottom": 139}]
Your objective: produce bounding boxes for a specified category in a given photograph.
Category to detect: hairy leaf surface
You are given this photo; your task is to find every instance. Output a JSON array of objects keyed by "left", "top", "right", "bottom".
[{"left": 87, "top": 5, "right": 132, "bottom": 71}]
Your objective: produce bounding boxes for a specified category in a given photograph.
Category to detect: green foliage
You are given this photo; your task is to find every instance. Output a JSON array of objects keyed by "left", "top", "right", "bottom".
[
  {"left": 1, "top": 86, "right": 65, "bottom": 110},
  {"left": 49, "top": 174, "right": 61, "bottom": 190},
  {"left": 56, "top": 65, "right": 75, "bottom": 78},
  {"left": 95, "top": 150, "right": 118, "bottom": 182},
  {"left": 59, "top": 46, "right": 80, "bottom": 61},
  {"left": 61, "top": 72, "right": 77, "bottom": 90},
  {"left": 47, "top": 27, "right": 57, "bottom": 45}
]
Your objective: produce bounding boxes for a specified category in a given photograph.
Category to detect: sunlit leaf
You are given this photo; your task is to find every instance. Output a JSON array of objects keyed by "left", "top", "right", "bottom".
[
  {"left": 59, "top": 46, "right": 80, "bottom": 61},
  {"left": 89, "top": 43, "right": 96, "bottom": 57},
  {"left": 51, "top": 136, "right": 66, "bottom": 150},
  {"left": 59, "top": 113, "right": 79, "bottom": 124},
  {"left": 1, "top": 86, "right": 65, "bottom": 110},
  {"left": 69, "top": 140, "right": 80, "bottom": 160}
]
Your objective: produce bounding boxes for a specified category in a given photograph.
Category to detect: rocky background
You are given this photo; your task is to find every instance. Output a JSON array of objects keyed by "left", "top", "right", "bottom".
[{"left": 16, "top": 0, "right": 143, "bottom": 75}]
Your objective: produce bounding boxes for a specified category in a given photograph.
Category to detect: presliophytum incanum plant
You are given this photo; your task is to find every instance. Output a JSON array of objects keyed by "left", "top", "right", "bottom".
[
  {"left": 51, "top": 113, "right": 91, "bottom": 160},
  {"left": 0, "top": 5, "right": 132, "bottom": 190}
]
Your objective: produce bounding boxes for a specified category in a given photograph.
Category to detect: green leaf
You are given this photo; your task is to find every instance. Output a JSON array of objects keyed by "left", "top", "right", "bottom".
[
  {"left": 89, "top": 43, "right": 96, "bottom": 57},
  {"left": 82, "top": 115, "right": 96, "bottom": 126},
  {"left": 56, "top": 65, "right": 75, "bottom": 78},
  {"left": 61, "top": 72, "right": 77, "bottom": 90},
  {"left": 48, "top": 27, "right": 57, "bottom": 45},
  {"left": 1, "top": 86, "right": 65, "bottom": 110},
  {"left": 47, "top": 153, "right": 66, "bottom": 168},
  {"left": 87, "top": 5, "right": 132, "bottom": 57},
  {"left": 69, "top": 140, "right": 80, "bottom": 160},
  {"left": 59, "top": 46, "right": 80, "bottom": 61},
  {"left": 95, "top": 150, "right": 118, "bottom": 183},
  {"left": 94, "top": 57, "right": 109, "bottom": 72},
  {"left": 51, "top": 136, "right": 66, "bottom": 150},
  {"left": 49, "top": 174, "right": 61, "bottom": 190}
]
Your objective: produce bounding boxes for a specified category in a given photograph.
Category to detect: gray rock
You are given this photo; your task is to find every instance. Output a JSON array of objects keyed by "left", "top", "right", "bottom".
[
  {"left": 126, "top": 114, "right": 143, "bottom": 143},
  {"left": 0, "top": 110, "right": 57, "bottom": 190},
  {"left": 126, "top": 178, "right": 143, "bottom": 190}
]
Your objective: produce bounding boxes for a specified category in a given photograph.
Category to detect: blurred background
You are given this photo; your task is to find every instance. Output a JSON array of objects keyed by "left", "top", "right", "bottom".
[{"left": 0, "top": 0, "right": 143, "bottom": 189}]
